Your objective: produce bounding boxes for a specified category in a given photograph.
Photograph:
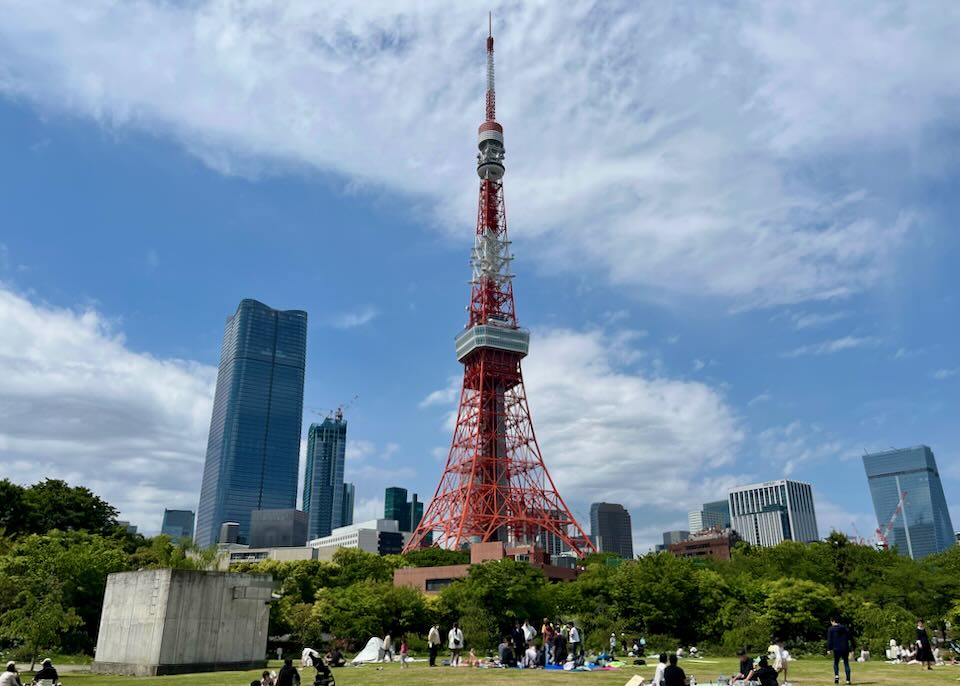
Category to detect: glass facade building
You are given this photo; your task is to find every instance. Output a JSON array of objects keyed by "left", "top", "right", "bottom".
[
  {"left": 863, "top": 445, "right": 954, "bottom": 560},
  {"left": 590, "top": 502, "right": 634, "bottom": 559},
  {"left": 729, "top": 479, "right": 819, "bottom": 547},
  {"left": 341, "top": 482, "right": 356, "bottom": 528},
  {"left": 703, "top": 499, "right": 732, "bottom": 528},
  {"left": 383, "top": 486, "right": 424, "bottom": 533},
  {"left": 303, "top": 413, "right": 348, "bottom": 540},
  {"left": 160, "top": 509, "right": 195, "bottom": 540},
  {"left": 195, "top": 299, "right": 307, "bottom": 547}
]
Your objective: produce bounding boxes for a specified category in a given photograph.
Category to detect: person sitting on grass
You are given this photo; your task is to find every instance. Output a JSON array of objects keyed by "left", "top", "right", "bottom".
[
  {"left": 523, "top": 642, "right": 539, "bottom": 669},
  {"left": 733, "top": 649, "right": 753, "bottom": 682},
  {"left": 259, "top": 669, "right": 276, "bottom": 686},
  {"left": 276, "top": 658, "right": 301, "bottom": 686},
  {"left": 663, "top": 654, "right": 685, "bottom": 686},
  {"left": 0, "top": 662, "right": 21, "bottom": 686},
  {"left": 325, "top": 648, "right": 345, "bottom": 668},
  {"left": 32, "top": 659, "right": 58, "bottom": 686},
  {"left": 746, "top": 656, "right": 779, "bottom": 686}
]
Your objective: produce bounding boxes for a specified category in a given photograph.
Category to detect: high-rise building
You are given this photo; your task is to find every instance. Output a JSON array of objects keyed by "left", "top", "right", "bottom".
[
  {"left": 341, "top": 482, "right": 356, "bottom": 527},
  {"left": 688, "top": 509, "right": 725, "bottom": 533},
  {"left": 195, "top": 299, "right": 307, "bottom": 547},
  {"left": 248, "top": 509, "right": 308, "bottom": 548},
  {"left": 729, "top": 479, "right": 819, "bottom": 547},
  {"left": 703, "top": 499, "right": 732, "bottom": 528},
  {"left": 160, "top": 509, "right": 195, "bottom": 540},
  {"left": 303, "top": 411, "right": 348, "bottom": 541},
  {"left": 661, "top": 530, "right": 690, "bottom": 548},
  {"left": 537, "top": 509, "right": 570, "bottom": 557},
  {"left": 863, "top": 446, "right": 955, "bottom": 560},
  {"left": 589, "top": 503, "right": 634, "bottom": 559},
  {"left": 383, "top": 487, "right": 424, "bottom": 533}
]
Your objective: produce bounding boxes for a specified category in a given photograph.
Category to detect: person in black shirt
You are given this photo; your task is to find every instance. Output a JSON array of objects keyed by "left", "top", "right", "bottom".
[
  {"left": 32, "top": 658, "right": 58, "bottom": 684},
  {"left": 915, "top": 619, "right": 934, "bottom": 671},
  {"left": 734, "top": 649, "right": 753, "bottom": 681},
  {"left": 276, "top": 659, "right": 300, "bottom": 686},
  {"left": 827, "top": 617, "right": 852, "bottom": 684},
  {"left": 663, "top": 654, "right": 686, "bottom": 686},
  {"left": 747, "top": 656, "right": 779, "bottom": 686}
]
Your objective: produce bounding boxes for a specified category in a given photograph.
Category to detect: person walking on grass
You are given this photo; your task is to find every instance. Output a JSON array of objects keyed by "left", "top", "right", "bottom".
[
  {"left": 448, "top": 622, "right": 464, "bottom": 666},
  {"left": 276, "top": 659, "right": 300, "bottom": 686},
  {"left": 399, "top": 636, "right": 409, "bottom": 669},
  {"left": 382, "top": 632, "right": 393, "bottom": 663},
  {"left": 915, "top": 619, "right": 934, "bottom": 671},
  {"left": 827, "top": 617, "right": 852, "bottom": 685},
  {"left": 428, "top": 623, "right": 441, "bottom": 667}
]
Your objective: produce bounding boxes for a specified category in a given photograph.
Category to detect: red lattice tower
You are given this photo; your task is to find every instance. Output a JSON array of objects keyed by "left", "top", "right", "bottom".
[{"left": 405, "top": 20, "right": 595, "bottom": 557}]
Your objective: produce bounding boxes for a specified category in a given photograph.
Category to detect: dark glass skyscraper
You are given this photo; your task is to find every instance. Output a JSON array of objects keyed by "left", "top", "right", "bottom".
[
  {"left": 303, "top": 412, "right": 348, "bottom": 540},
  {"left": 160, "top": 509, "right": 195, "bottom": 540},
  {"left": 863, "top": 445, "right": 954, "bottom": 560},
  {"left": 384, "top": 486, "right": 424, "bottom": 533},
  {"left": 590, "top": 502, "right": 634, "bottom": 559},
  {"left": 195, "top": 299, "right": 307, "bottom": 547}
]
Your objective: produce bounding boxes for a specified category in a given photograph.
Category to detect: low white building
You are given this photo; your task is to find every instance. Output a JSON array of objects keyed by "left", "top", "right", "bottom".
[{"left": 308, "top": 518, "right": 409, "bottom": 560}]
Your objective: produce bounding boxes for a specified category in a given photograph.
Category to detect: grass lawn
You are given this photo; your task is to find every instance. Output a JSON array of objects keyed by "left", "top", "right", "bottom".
[{"left": 36, "top": 657, "right": 955, "bottom": 686}]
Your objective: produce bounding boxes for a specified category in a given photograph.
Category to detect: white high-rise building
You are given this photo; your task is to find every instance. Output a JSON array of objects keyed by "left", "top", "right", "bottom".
[{"left": 729, "top": 479, "right": 819, "bottom": 547}]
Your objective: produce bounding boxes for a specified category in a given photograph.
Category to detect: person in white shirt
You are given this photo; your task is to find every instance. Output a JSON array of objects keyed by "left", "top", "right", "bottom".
[
  {"left": 769, "top": 638, "right": 787, "bottom": 682},
  {"left": 567, "top": 623, "right": 581, "bottom": 660},
  {"left": 652, "top": 652, "right": 668, "bottom": 686},
  {"left": 522, "top": 619, "right": 537, "bottom": 645},
  {"left": 0, "top": 662, "right": 20, "bottom": 686},
  {"left": 382, "top": 633, "right": 393, "bottom": 662},
  {"left": 448, "top": 623, "right": 464, "bottom": 666},
  {"left": 428, "top": 624, "right": 442, "bottom": 667},
  {"left": 523, "top": 644, "right": 539, "bottom": 668}
]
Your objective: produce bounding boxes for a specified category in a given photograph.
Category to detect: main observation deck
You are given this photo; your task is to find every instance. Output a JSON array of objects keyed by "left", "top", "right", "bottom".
[{"left": 455, "top": 323, "right": 530, "bottom": 362}]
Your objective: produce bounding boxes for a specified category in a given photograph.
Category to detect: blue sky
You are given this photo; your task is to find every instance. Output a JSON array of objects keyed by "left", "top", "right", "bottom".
[{"left": 0, "top": 2, "right": 958, "bottom": 551}]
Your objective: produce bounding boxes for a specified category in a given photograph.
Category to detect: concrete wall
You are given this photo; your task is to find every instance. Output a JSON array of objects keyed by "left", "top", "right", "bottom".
[{"left": 93, "top": 569, "right": 272, "bottom": 676}]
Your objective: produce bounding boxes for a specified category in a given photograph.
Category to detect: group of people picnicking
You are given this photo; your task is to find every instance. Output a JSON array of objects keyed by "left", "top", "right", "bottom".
[{"left": 1, "top": 658, "right": 60, "bottom": 686}]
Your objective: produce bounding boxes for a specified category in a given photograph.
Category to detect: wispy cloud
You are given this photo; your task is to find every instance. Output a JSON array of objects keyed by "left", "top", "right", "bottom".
[
  {"left": 330, "top": 305, "right": 378, "bottom": 329},
  {"left": 782, "top": 336, "right": 879, "bottom": 358},
  {"left": 932, "top": 368, "right": 959, "bottom": 380},
  {"left": 0, "top": 3, "right": 949, "bottom": 307},
  {"left": 790, "top": 311, "right": 847, "bottom": 330},
  {"left": 419, "top": 376, "right": 460, "bottom": 409}
]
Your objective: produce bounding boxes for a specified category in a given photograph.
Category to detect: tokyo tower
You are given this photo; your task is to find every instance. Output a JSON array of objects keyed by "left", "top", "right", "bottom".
[{"left": 405, "top": 19, "right": 595, "bottom": 557}]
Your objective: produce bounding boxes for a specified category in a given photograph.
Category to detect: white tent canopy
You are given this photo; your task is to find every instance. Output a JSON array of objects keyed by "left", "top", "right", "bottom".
[{"left": 352, "top": 636, "right": 384, "bottom": 664}]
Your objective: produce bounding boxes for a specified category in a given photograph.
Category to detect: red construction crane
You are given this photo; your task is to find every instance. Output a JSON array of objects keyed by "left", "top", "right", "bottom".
[
  {"left": 404, "top": 18, "right": 595, "bottom": 556},
  {"left": 875, "top": 490, "right": 908, "bottom": 550}
]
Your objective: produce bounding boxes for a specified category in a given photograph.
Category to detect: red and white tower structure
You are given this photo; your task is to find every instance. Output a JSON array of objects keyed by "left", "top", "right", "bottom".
[{"left": 405, "top": 21, "right": 595, "bottom": 557}]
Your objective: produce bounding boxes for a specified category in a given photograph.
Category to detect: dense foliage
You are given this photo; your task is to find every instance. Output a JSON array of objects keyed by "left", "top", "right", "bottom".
[
  {"left": 0, "top": 478, "right": 957, "bottom": 663},
  {"left": 235, "top": 531, "right": 960, "bottom": 656}
]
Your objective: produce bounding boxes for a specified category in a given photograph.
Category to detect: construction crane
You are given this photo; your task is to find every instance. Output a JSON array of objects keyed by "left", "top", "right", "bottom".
[
  {"left": 875, "top": 490, "right": 908, "bottom": 550},
  {"left": 311, "top": 394, "right": 359, "bottom": 421},
  {"left": 850, "top": 522, "right": 867, "bottom": 546}
]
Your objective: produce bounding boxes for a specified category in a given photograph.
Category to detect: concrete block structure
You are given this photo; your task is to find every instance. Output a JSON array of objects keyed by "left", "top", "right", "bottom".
[{"left": 92, "top": 569, "right": 272, "bottom": 676}]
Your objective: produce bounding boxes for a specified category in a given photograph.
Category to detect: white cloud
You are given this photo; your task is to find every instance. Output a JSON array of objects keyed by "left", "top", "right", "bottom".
[
  {"left": 0, "top": 287, "right": 216, "bottom": 533},
  {"left": 421, "top": 327, "right": 744, "bottom": 524},
  {"left": 815, "top": 497, "right": 877, "bottom": 544},
  {"left": 783, "top": 335, "right": 880, "bottom": 358},
  {"left": 330, "top": 305, "right": 378, "bottom": 329},
  {"left": 0, "top": 2, "right": 950, "bottom": 306},
  {"left": 756, "top": 421, "right": 849, "bottom": 476},
  {"left": 418, "top": 376, "right": 460, "bottom": 408},
  {"left": 353, "top": 496, "right": 385, "bottom": 523},
  {"left": 790, "top": 311, "right": 847, "bottom": 330},
  {"left": 932, "top": 368, "right": 959, "bottom": 380},
  {"left": 747, "top": 392, "right": 771, "bottom": 407}
]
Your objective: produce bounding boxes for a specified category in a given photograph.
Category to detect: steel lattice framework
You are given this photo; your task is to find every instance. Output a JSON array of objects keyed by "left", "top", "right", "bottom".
[{"left": 404, "top": 21, "right": 595, "bottom": 557}]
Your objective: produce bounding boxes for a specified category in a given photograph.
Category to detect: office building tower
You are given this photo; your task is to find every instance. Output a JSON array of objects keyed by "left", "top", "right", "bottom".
[
  {"left": 219, "top": 521, "right": 240, "bottom": 544},
  {"left": 590, "top": 502, "right": 634, "bottom": 559},
  {"left": 195, "top": 299, "right": 307, "bottom": 547},
  {"left": 537, "top": 509, "right": 570, "bottom": 557},
  {"left": 248, "top": 509, "right": 308, "bottom": 548},
  {"left": 703, "top": 499, "right": 732, "bottom": 528},
  {"left": 341, "top": 482, "right": 356, "bottom": 527},
  {"left": 863, "top": 446, "right": 955, "bottom": 560},
  {"left": 116, "top": 521, "right": 138, "bottom": 535},
  {"left": 303, "top": 411, "right": 348, "bottom": 540},
  {"left": 688, "top": 509, "right": 725, "bottom": 533},
  {"left": 729, "top": 479, "right": 819, "bottom": 547},
  {"left": 161, "top": 509, "right": 195, "bottom": 540},
  {"left": 383, "top": 486, "right": 425, "bottom": 533},
  {"left": 662, "top": 530, "right": 690, "bottom": 548}
]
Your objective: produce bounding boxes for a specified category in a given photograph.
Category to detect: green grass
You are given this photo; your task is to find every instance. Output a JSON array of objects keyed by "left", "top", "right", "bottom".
[{"left": 27, "top": 657, "right": 956, "bottom": 686}]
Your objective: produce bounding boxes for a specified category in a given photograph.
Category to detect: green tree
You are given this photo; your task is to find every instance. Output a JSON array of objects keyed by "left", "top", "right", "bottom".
[
  {"left": 609, "top": 553, "right": 700, "bottom": 643},
  {"left": 21, "top": 479, "right": 118, "bottom": 536},
  {"left": 312, "top": 581, "right": 432, "bottom": 649},
  {"left": 401, "top": 548, "right": 470, "bottom": 567},
  {"left": 761, "top": 577, "right": 837, "bottom": 642},
  {"left": 438, "top": 559, "right": 554, "bottom": 650},
  {"left": 0, "top": 479, "right": 27, "bottom": 536}
]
